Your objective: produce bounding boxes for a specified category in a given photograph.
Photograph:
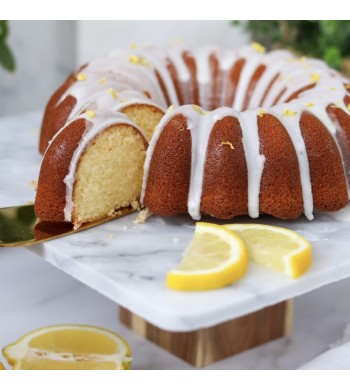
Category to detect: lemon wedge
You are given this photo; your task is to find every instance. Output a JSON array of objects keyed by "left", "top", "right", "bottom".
[
  {"left": 3, "top": 324, "right": 132, "bottom": 370},
  {"left": 166, "top": 222, "right": 248, "bottom": 291},
  {"left": 225, "top": 224, "right": 312, "bottom": 278}
]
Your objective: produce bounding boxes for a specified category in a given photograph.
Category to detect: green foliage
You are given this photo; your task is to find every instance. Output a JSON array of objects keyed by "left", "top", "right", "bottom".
[
  {"left": 233, "top": 21, "right": 350, "bottom": 70},
  {"left": 0, "top": 20, "right": 15, "bottom": 72}
]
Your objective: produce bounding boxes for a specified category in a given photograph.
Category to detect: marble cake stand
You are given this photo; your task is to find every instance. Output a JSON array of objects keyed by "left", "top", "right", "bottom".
[{"left": 2, "top": 112, "right": 350, "bottom": 366}]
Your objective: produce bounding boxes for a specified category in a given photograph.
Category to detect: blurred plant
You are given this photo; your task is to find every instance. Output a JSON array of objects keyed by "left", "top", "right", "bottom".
[
  {"left": 0, "top": 20, "right": 15, "bottom": 72},
  {"left": 233, "top": 21, "right": 350, "bottom": 71}
]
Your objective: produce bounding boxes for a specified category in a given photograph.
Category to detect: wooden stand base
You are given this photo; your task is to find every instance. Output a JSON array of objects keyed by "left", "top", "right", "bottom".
[{"left": 119, "top": 300, "right": 293, "bottom": 367}]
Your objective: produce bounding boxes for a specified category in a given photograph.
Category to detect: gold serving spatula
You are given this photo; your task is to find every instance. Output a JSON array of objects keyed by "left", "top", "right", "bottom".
[{"left": 0, "top": 204, "right": 134, "bottom": 247}]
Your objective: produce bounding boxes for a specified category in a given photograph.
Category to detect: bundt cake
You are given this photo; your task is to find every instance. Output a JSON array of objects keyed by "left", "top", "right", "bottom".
[{"left": 36, "top": 43, "right": 350, "bottom": 224}]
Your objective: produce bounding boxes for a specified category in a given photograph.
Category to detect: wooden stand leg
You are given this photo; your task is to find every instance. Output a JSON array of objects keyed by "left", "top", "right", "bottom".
[{"left": 119, "top": 300, "right": 293, "bottom": 367}]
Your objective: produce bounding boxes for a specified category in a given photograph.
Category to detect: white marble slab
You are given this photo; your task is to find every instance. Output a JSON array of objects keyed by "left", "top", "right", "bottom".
[
  {"left": 2, "top": 246, "right": 350, "bottom": 370},
  {"left": 2, "top": 111, "right": 350, "bottom": 332}
]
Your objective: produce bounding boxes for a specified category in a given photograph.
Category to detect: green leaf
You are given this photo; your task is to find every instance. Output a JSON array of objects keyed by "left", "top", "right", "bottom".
[
  {"left": 0, "top": 40, "right": 15, "bottom": 72},
  {"left": 0, "top": 20, "right": 8, "bottom": 39},
  {"left": 323, "top": 46, "right": 342, "bottom": 69}
]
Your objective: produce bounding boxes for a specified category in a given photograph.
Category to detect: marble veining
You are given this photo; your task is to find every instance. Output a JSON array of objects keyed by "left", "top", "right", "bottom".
[{"left": 2, "top": 111, "right": 350, "bottom": 332}]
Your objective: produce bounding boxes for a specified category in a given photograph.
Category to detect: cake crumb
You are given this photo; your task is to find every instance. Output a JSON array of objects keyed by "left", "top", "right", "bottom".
[
  {"left": 108, "top": 209, "right": 123, "bottom": 218},
  {"left": 122, "top": 225, "right": 128, "bottom": 231},
  {"left": 26, "top": 200, "right": 34, "bottom": 205},
  {"left": 29, "top": 180, "right": 37, "bottom": 190},
  {"left": 135, "top": 208, "right": 152, "bottom": 224},
  {"left": 108, "top": 233, "right": 114, "bottom": 239},
  {"left": 131, "top": 200, "right": 141, "bottom": 211},
  {"left": 173, "top": 236, "right": 180, "bottom": 245}
]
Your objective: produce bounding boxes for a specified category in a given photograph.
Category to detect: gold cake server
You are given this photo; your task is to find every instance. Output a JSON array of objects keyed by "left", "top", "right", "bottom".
[{"left": 0, "top": 204, "right": 134, "bottom": 247}]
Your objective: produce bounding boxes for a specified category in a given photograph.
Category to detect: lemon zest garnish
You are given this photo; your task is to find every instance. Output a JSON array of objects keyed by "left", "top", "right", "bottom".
[
  {"left": 283, "top": 109, "right": 297, "bottom": 117},
  {"left": 119, "top": 99, "right": 129, "bottom": 103},
  {"left": 258, "top": 109, "right": 265, "bottom": 117},
  {"left": 129, "top": 55, "right": 139, "bottom": 64},
  {"left": 299, "top": 56, "right": 307, "bottom": 62},
  {"left": 108, "top": 88, "right": 118, "bottom": 100},
  {"left": 87, "top": 110, "right": 95, "bottom": 119},
  {"left": 251, "top": 42, "right": 266, "bottom": 53},
  {"left": 29, "top": 180, "right": 37, "bottom": 190},
  {"left": 306, "top": 102, "right": 314, "bottom": 107},
  {"left": 99, "top": 77, "right": 107, "bottom": 84},
  {"left": 129, "top": 43, "right": 137, "bottom": 50},
  {"left": 329, "top": 86, "right": 337, "bottom": 91},
  {"left": 128, "top": 55, "right": 151, "bottom": 67},
  {"left": 76, "top": 73, "right": 87, "bottom": 81},
  {"left": 347, "top": 104, "right": 350, "bottom": 111},
  {"left": 192, "top": 105, "right": 206, "bottom": 115},
  {"left": 167, "top": 105, "right": 174, "bottom": 112},
  {"left": 172, "top": 36, "right": 183, "bottom": 44},
  {"left": 221, "top": 141, "right": 235, "bottom": 150},
  {"left": 310, "top": 73, "right": 321, "bottom": 83}
]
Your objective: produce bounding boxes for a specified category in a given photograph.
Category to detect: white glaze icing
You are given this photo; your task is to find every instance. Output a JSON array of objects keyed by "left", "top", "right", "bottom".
[{"left": 271, "top": 103, "right": 314, "bottom": 220}]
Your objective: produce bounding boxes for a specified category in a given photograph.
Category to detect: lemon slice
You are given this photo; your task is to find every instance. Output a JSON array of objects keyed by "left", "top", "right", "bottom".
[
  {"left": 3, "top": 325, "right": 132, "bottom": 370},
  {"left": 166, "top": 222, "right": 248, "bottom": 291},
  {"left": 225, "top": 224, "right": 312, "bottom": 278}
]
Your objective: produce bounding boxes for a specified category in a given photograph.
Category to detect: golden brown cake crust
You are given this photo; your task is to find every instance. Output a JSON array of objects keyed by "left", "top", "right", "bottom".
[
  {"left": 143, "top": 114, "right": 191, "bottom": 215},
  {"left": 300, "top": 111, "right": 348, "bottom": 211},
  {"left": 201, "top": 116, "right": 248, "bottom": 218},
  {"left": 258, "top": 114, "right": 303, "bottom": 218},
  {"left": 41, "top": 95, "right": 77, "bottom": 155},
  {"left": 35, "top": 119, "right": 89, "bottom": 221}
]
